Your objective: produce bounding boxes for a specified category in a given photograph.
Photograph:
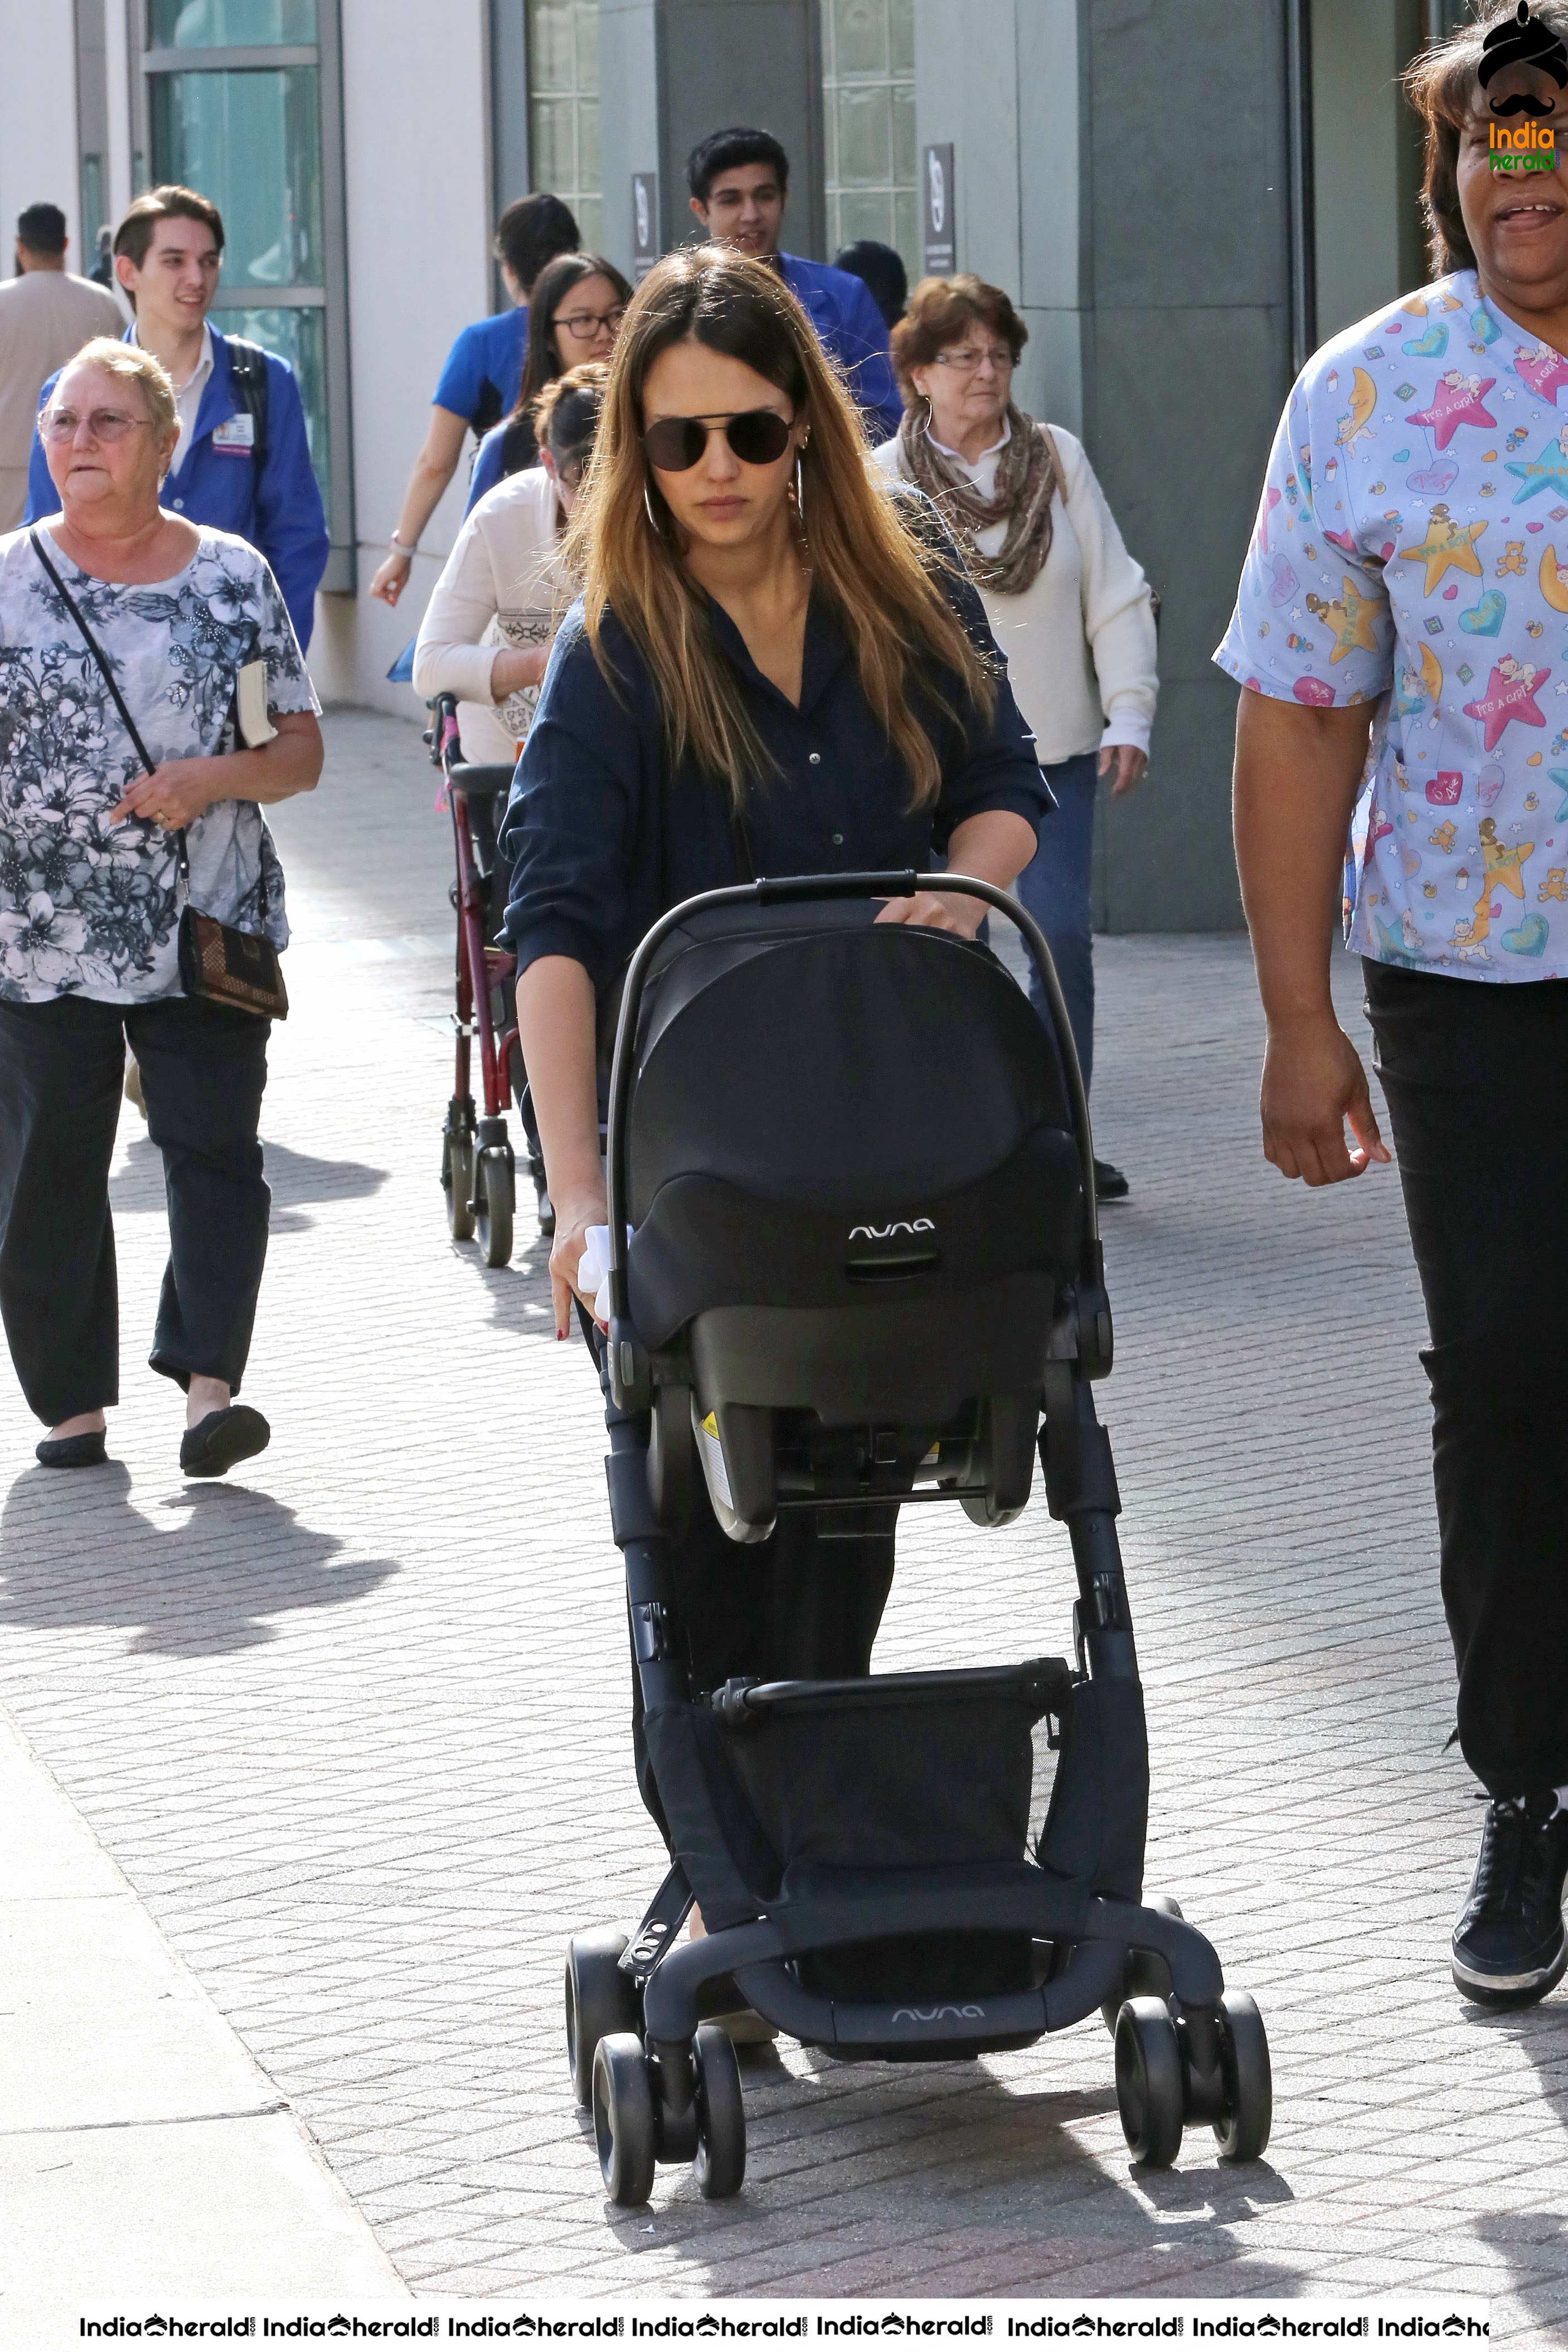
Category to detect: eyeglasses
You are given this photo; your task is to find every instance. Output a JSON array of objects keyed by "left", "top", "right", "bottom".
[
  {"left": 40, "top": 407, "right": 151, "bottom": 444},
  {"left": 641, "top": 409, "right": 793, "bottom": 472},
  {"left": 931, "top": 345, "right": 1014, "bottom": 375},
  {"left": 554, "top": 306, "right": 627, "bottom": 340}
]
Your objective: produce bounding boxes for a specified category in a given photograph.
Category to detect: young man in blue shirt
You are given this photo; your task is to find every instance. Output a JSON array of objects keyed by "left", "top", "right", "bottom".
[
  {"left": 686, "top": 128, "right": 902, "bottom": 444},
  {"left": 25, "top": 185, "right": 328, "bottom": 651},
  {"left": 370, "top": 193, "right": 580, "bottom": 610}
]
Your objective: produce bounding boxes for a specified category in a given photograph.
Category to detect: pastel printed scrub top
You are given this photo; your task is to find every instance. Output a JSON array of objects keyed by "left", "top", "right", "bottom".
[{"left": 1216, "top": 269, "right": 1568, "bottom": 982}]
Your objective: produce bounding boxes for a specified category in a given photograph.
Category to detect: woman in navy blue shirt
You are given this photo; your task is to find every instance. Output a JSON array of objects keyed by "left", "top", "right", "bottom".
[{"left": 502, "top": 244, "right": 1048, "bottom": 1335}]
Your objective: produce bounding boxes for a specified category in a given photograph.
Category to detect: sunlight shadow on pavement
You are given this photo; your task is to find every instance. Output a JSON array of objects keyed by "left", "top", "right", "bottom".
[{"left": 0, "top": 1463, "right": 397, "bottom": 1658}]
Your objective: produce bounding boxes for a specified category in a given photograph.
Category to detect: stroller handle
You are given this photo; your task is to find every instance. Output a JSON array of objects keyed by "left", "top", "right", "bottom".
[{"left": 604, "top": 871, "right": 1100, "bottom": 1328}]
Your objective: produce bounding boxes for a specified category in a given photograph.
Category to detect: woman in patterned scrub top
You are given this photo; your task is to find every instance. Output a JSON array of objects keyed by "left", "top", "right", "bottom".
[{"left": 1222, "top": 1, "right": 1568, "bottom": 2014}]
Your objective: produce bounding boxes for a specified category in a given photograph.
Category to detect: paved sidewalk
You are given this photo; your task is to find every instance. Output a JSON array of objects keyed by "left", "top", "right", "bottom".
[
  {"left": 1, "top": 710, "right": 1566, "bottom": 2335},
  {"left": 0, "top": 1710, "right": 407, "bottom": 2334}
]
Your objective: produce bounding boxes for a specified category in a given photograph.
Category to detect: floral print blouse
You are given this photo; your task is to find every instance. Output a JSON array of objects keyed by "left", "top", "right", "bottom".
[{"left": 0, "top": 525, "right": 318, "bottom": 1003}]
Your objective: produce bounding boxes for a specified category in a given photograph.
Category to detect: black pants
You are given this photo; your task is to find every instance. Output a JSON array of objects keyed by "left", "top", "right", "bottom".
[
  {"left": 593, "top": 1326, "right": 896, "bottom": 1841},
  {"left": 1364, "top": 959, "right": 1568, "bottom": 1797},
  {"left": 0, "top": 994, "right": 271, "bottom": 1426}
]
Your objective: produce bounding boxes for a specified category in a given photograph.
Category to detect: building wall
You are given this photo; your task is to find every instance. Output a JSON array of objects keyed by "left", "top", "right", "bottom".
[
  {"left": 0, "top": 11, "right": 82, "bottom": 266},
  {"left": 914, "top": 0, "right": 1294, "bottom": 933},
  {"left": 310, "top": 0, "right": 496, "bottom": 715},
  {"left": 1311, "top": 0, "right": 1425, "bottom": 344}
]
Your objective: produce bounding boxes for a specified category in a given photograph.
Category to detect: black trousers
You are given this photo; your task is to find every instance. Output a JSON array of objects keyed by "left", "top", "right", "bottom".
[
  {"left": 592, "top": 1327, "right": 896, "bottom": 1841},
  {"left": 1364, "top": 959, "right": 1568, "bottom": 1797},
  {"left": 0, "top": 993, "right": 271, "bottom": 1426}
]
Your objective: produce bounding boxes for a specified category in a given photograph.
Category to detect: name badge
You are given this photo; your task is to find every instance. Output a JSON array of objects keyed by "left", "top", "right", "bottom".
[{"left": 212, "top": 412, "right": 255, "bottom": 453}]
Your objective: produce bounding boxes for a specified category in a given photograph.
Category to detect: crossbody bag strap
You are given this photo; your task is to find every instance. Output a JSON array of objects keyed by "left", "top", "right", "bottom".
[{"left": 27, "top": 526, "right": 196, "bottom": 891}]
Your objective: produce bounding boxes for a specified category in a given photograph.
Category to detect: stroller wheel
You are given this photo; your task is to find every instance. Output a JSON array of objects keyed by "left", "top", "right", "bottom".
[
  {"left": 1114, "top": 1997, "right": 1185, "bottom": 2168},
  {"left": 593, "top": 2032, "right": 657, "bottom": 2207},
  {"left": 1213, "top": 1991, "right": 1273, "bottom": 2163},
  {"left": 477, "top": 1148, "right": 514, "bottom": 1267},
  {"left": 443, "top": 1134, "right": 476, "bottom": 1243},
  {"left": 565, "top": 1931, "right": 638, "bottom": 2109},
  {"left": 691, "top": 2021, "right": 746, "bottom": 2200},
  {"left": 1101, "top": 1893, "right": 1184, "bottom": 2035}
]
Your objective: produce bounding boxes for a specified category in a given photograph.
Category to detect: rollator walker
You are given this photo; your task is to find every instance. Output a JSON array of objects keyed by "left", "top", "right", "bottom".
[
  {"left": 564, "top": 870, "right": 1273, "bottom": 2204},
  {"left": 425, "top": 693, "right": 550, "bottom": 1265}
]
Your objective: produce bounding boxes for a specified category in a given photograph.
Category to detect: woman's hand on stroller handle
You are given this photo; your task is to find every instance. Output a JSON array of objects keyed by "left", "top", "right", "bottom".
[
  {"left": 873, "top": 887, "right": 986, "bottom": 938},
  {"left": 551, "top": 1186, "right": 611, "bottom": 1336}
]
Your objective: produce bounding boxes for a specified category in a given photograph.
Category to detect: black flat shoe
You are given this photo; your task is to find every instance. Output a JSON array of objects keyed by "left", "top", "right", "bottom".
[
  {"left": 35, "top": 1431, "right": 108, "bottom": 1468},
  {"left": 1452, "top": 1792, "right": 1568, "bottom": 2008},
  {"left": 180, "top": 1405, "right": 270, "bottom": 1480},
  {"left": 1093, "top": 1157, "right": 1130, "bottom": 1201}
]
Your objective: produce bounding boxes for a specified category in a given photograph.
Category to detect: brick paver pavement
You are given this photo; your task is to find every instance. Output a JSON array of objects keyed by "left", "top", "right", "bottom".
[{"left": 2, "top": 710, "right": 1565, "bottom": 2335}]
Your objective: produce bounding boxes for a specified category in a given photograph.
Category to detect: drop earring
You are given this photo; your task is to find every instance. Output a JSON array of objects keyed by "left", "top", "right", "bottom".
[
  {"left": 643, "top": 483, "right": 662, "bottom": 535},
  {"left": 794, "top": 453, "right": 805, "bottom": 522}
]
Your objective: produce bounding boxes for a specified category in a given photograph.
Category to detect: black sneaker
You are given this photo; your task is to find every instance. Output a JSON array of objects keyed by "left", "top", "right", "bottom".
[
  {"left": 1452, "top": 1792, "right": 1568, "bottom": 2008},
  {"left": 1093, "top": 1157, "right": 1130, "bottom": 1201}
]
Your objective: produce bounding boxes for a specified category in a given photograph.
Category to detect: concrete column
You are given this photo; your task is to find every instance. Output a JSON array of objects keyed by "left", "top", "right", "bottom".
[{"left": 597, "top": 0, "right": 825, "bottom": 280}]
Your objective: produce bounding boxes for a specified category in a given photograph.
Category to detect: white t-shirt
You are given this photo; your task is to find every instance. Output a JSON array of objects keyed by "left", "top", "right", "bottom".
[{"left": 0, "top": 523, "right": 318, "bottom": 1003}]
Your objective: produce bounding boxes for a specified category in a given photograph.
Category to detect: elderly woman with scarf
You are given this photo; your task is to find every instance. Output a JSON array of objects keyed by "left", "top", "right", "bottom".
[{"left": 873, "top": 274, "right": 1158, "bottom": 1197}]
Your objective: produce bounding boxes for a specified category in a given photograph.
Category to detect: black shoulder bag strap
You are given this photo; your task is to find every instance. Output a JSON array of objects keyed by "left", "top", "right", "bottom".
[
  {"left": 30, "top": 526, "right": 200, "bottom": 894},
  {"left": 224, "top": 337, "right": 271, "bottom": 477}
]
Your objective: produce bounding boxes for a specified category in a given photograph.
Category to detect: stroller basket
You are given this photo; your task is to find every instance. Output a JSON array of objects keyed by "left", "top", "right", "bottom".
[{"left": 712, "top": 1658, "right": 1071, "bottom": 1881}]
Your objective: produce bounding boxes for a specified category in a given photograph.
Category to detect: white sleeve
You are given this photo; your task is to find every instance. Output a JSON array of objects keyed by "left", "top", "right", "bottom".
[
  {"left": 1053, "top": 427, "right": 1159, "bottom": 751},
  {"left": 411, "top": 510, "right": 506, "bottom": 707}
]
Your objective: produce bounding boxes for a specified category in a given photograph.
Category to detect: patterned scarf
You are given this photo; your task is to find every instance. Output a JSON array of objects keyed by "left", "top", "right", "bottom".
[{"left": 896, "top": 400, "right": 1057, "bottom": 595}]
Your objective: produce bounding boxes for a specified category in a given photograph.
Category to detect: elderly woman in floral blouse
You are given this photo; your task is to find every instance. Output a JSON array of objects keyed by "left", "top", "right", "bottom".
[{"left": 0, "top": 337, "right": 321, "bottom": 1477}]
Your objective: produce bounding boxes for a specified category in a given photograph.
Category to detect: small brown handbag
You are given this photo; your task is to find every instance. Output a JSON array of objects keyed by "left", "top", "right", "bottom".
[{"left": 30, "top": 528, "right": 289, "bottom": 1020}]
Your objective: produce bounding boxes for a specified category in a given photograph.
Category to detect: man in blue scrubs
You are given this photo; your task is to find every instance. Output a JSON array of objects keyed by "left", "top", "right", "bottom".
[
  {"left": 370, "top": 193, "right": 580, "bottom": 610},
  {"left": 686, "top": 128, "right": 902, "bottom": 444},
  {"left": 26, "top": 185, "right": 328, "bottom": 651}
]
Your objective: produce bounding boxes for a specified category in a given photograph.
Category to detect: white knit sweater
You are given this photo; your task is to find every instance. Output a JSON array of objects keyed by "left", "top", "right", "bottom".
[
  {"left": 872, "top": 421, "right": 1158, "bottom": 765},
  {"left": 411, "top": 465, "right": 567, "bottom": 764}
]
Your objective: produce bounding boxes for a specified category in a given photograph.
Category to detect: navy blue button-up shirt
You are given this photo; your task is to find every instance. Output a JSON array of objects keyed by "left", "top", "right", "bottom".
[{"left": 500, "top": 538, "right": 1048, "bottom": 993}]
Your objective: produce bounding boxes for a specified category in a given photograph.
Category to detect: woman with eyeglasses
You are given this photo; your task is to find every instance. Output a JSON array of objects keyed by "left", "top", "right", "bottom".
[
  {"left": 873, "top": 275, "right": 1158, "bottom": 1200},
  {"left": 0, "top": 337, "right": 322, "bottom": 1478},
  {"left": 465, "top": 254, "right": 632, "bottom": 513},
  {"left": 414, "top": 362, "right": 608, "bottom": 767},
  {"left": 499, "top": 244, "right": 1047, "bottom": 1862}
]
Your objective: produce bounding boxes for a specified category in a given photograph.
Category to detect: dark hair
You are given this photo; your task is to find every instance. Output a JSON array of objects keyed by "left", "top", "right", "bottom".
[
  {"left": 493, "top": 192, "right": 580, "bottom": 292},
  {"left": 889, "top": 274, "right": 1028, "bottom": 406},
  {"left": 686, "top": 127, "right": 790, "bottom": 205},
  {"left": 114, "top": 185, "right": 224, "bottom": 273},
  {"left": 1407, "top": 1, "right": 1568, "bottom": 271},
  {"left": 511, "top": 253, "right": 633, "bottom": 431},
  {"left": 532, "top": 358, "right": 609, "bottom": 473},
  {"left": 833, "top": 239, "right": 909, "bottom": 331},
  {"left": 16, "top": 203, "right": 66, "bottom": 256}
]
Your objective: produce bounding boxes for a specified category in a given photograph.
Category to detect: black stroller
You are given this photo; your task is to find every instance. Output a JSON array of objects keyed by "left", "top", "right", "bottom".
[{"left": 565, "top": 870, "right": 1271, "bottom": 2204}]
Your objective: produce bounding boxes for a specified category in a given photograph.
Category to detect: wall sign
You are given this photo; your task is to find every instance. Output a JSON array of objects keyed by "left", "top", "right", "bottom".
[
  {"left": 632, "top": 173, "right": 659, "bottom": 280},
  {"left": 923, "top": 144, "right": 955, "bottom": 275}
]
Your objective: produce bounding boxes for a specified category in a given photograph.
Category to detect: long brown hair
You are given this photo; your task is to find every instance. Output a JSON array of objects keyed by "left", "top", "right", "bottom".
[
  {"left": 561, "top": 243, "right": 994, "bottom": 809},
  {"left": 1406, "top": 2, "right": 1568, "bottom": 273}
]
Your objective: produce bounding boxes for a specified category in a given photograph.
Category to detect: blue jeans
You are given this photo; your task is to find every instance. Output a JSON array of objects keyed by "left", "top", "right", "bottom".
[{"left": 1016, "top": 750, "right": 1098, "bottom": 1093}]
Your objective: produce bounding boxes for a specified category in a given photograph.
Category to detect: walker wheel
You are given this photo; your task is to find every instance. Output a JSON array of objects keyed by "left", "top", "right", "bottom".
[
  {"left": 1114, "top": 1996, "right": 1185, "bottom": 2168},
  {"left": 565, "top": 1931, "right": 639, "bottom": 2109},
  {"left": 1101, "top": 1892, "right": 1183, "bottom": 2035},
  {"left": 593, "top": 2031, "right": 657, "bottom": 2206},
  {"left": 477, "top": 1148, "right": 513, "bottom": 1267},
  {"left": 1213, "top": 1991, "right": 1273, "bottom": 2162},
  {"left": 691, "top": 2021, "right": 746, "bottom": 2200},
  {"left": 443, "top": 1133, "right": 475, "bottom": 1242}
]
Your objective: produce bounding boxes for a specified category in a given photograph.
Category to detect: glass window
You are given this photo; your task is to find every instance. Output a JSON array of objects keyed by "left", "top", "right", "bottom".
[
  {"left": 148, "top": 0, "right": 317, "bottom": 43},
  {"left": 144, "top": 2, "right": 352, "bottom": 583},
  {"left": 149, "top": 69, "right": 324, "bottom": 288},
  {"left": 526, "top": 0, "right": 600, "bottom": 250},
  {"left": 821, "top": 0, "right": 918, "bottom": 287}
]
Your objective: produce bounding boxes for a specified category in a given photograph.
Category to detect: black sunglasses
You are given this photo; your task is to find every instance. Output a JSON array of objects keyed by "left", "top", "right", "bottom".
[{"left": 641, "top": 409, "right": 793, "bottom": 473}]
